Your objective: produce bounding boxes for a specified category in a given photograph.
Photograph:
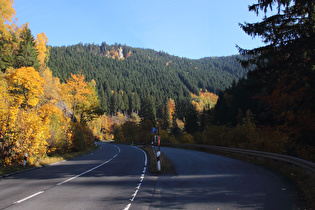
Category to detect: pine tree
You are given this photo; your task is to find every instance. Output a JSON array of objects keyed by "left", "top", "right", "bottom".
[
  {"left": 161, "top": 100, "right": 171, "bottom": 132},
  {"left": 238, "top": 0, "right": 315, "bottom": 157},
  {"left": 141, "top": 95, "right": 156, "bottom": 125},
  {"left": 184, "top": 103, "right": 199, "bottom": 134},
  {"left": 15, "top": 24, "right": 40, "bottom": 70}
]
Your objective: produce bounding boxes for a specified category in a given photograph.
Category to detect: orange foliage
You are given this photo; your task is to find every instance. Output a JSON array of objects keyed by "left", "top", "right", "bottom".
[
  {"left": 168, "top": 98, "right": 176, "bottom": 124},
  {"left": 126, "top": 50, "right": 132, "bottom": 58}
]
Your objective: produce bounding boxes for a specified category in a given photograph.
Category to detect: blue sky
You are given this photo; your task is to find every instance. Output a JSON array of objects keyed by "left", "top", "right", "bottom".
[{"left": 14, "top": 0, "right": 265, "bottom": 59}]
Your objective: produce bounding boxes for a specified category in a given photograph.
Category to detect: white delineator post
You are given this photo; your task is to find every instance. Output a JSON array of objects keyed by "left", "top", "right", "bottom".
[
  {"left": 23, "top": 153, "right": 28, "bottom": 166},
  {"left": 156, "top": 150, "right": 161, "bottom": 171},
  {"left": 156, "top": 135, "right": 161, "bottom": 171}
]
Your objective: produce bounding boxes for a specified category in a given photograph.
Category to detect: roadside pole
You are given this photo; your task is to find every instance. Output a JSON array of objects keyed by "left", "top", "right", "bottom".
[
  {"left": 23, "top": 153, "right": 28, "bottom": 167},
  {"left": 156, "top": 136, "right": 161, "bottom": 171},
  {"left": 152, "top": 127, "right": 161, "bottom": 172}
]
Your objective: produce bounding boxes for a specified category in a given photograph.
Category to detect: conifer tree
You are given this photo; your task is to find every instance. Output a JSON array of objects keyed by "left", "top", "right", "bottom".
[
  {"left": 15, "top": 24, "right": 39, "bottom": 70},
  {"left": 184, "top": 103, "right": 199, "bottom": 134},
  {"left": 141, "top": 95, "right": 156, "bottom": 125},
  {"left": 238, "top": 0, "right": 315, "bottom": 155}
]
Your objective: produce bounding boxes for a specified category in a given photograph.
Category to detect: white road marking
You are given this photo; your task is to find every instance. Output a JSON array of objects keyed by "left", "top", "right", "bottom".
[
  {"left": 12, "top": 144, "right": 121, "bottom": 206},
  {"left": 123, "top": 203, "right": 131, "bottom": 210},
  {"left": 124, "top": 146, "right": 148, "bottom": 210},
  {"left": 13, "top": 191, "right": 44, "bottom": 204},
  {"left": 57, "top": 145, "right": 120, "bottom": 186}
]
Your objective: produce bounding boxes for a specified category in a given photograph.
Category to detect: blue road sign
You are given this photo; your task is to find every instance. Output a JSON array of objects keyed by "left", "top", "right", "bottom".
[{"left": 152, "top": 127, "right": 158, "bottom": 134}]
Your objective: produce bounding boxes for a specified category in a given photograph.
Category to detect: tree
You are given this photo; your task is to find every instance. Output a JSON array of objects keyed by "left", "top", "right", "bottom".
[
  {"left": 5, "top": 67, "right": 45, "bottom": 108},
  {"left": 15, "top": 24, "right": 39, "bottom": 70},
  {"left": 141, "top": 95, "right": 156, "bottom": 125},
  {"left": 161, "top": 99, "right": 171, "bottom": 132},
  {"left": 79, "top": 79, "right": 103, "bottom": 124},
  {"left": 41, "top": 68, "right": 61, "bottom": 104},
  {"left": 184, "top": 103, "right": 199, "bottom": 134},
  {"left": 60, "top": 72, "right": 91, "bottom": 122},
  {"left": 168, "top": 98, "right": 176, "bottom": 127},
  {"left": 238, "top": 0, "right": 315, "bottom": 158},
  {"left": 0, "top": 0, "right": 17, "bottom": 72},
  {"left": 35, "top": 32, "right": 49, "bottom": 73}
]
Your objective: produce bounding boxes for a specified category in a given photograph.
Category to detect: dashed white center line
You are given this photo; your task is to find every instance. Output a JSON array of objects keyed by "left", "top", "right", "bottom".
[
  {"left": 13, "top": 191, "right": 44, "bottom": 204},
  {"left": 57, "top": 146, "right": 120, "bottom": 186},
  {"left": 13, "top": 145, "right": 120, "bottom": 205},
  {"left": 124, "top": 146, "right": 148, "bottom": 210}
]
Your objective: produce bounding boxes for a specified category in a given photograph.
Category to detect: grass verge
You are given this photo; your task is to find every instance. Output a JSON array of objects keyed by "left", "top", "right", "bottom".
[
  {"left": 0, "top": 145, "right": 98, "bottom": 177},
  {"left": 140, "top": 145, "right": 176, "bottom": 175}
]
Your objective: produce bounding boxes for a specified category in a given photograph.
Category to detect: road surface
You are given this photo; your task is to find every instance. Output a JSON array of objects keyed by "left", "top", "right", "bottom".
[
  {"left": 0, "top": 143, "right": 302, "bottom": 209},
  {"left": 147, "top": 147, "right": 301, "bottom": 209},
  {"left": 0, "top": 142, "right": 148, "bottom": 210}
]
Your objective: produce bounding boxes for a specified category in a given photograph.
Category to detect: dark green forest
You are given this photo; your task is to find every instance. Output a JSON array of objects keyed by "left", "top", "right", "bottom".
[
  {"left": 47, "top": 0, "right": 314, "bottom": 164},
  {"left": 48, "top": 43, "right": 247, "bottom": 116}
]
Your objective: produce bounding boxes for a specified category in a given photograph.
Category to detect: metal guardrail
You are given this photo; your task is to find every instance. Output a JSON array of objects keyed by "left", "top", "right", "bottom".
[{"left": 163, "top": 143, "right": 315, "bottom": 173}]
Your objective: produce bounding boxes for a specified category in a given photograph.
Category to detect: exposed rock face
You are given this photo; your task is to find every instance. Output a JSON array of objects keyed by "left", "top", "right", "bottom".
[
  {"left": 56, "top": 101, "right": 77, "bottom": 122},
  {"left": 118, "top": 47, "right": 123, "bottom": 59}
]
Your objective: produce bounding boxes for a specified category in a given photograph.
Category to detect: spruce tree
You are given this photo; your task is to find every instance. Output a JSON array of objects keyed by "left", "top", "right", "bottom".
[
  {"left": 15, "top": 25, "right": 39, "bottom": 70},
  {"left": 238, "top": 0, "right": 315, "bottom": 156}
]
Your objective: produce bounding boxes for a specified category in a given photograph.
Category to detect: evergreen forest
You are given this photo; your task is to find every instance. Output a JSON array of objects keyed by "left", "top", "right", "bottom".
[{"left": 48, "top": 43, "right": 247, "bottom": 116}]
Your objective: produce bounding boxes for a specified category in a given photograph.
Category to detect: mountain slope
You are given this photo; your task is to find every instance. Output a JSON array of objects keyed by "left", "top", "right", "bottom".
[{"left": 48, "top": 43, "right": 248, "bottom": 114}]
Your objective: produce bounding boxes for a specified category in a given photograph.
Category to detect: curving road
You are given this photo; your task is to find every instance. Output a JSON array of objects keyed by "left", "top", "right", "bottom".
[
  {"left": 0, "top": 143, "right": 302, "bottom": 209},
  {"left": 146, "top": 147, "right": 301, "bottom": 210},
  {"left": 0, "top": 142, "right": 147, "bottom": 210}
]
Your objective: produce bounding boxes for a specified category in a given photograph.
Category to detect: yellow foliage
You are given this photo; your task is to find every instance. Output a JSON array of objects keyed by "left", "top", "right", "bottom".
[
  {"left": 39, "top": 103, "right": 72, "bottom": 153},
  {"left": 15, "top": 109, "right": 49, "bottom": 164},
  {"left": 60, "top": 72, "right": 91, "bottom": 122},
  {"left": 176, "top": 119, "right": 185, "bottom": 130},
  {"left": 0, "top": 0, "right": 15, "bottom": 39},
  {"left": 41, "top": 68, "right": 60, "bottom": 104},
  {"left": 5, "top": 67, "right": 45, "bottom": 108},
  {"left": 191, "top": 90, "right": 219, "bottom": 112},
  {"left": 35, "top": 32, "right": 50, "bottom": 72}
]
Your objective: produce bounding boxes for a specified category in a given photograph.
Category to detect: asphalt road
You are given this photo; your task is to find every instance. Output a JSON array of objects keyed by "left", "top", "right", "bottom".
[
  {"left": 147, "top": 147, "right": 301, "bottom": 210},
  {"left": 0, "top": 143, "right": 302, "bottom": 210},
  {"left": 0, "top": 142, "right": 148, "bottom": 210}
]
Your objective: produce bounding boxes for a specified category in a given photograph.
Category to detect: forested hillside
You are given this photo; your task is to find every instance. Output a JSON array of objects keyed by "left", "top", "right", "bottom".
[{"left": 48, "top": 43, "right": 247, "bottom": 115}]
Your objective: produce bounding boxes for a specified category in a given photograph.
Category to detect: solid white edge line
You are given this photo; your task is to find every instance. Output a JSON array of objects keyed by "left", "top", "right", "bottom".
[{"left": 13, "top": 191, "right": 44, "bottom": 204}]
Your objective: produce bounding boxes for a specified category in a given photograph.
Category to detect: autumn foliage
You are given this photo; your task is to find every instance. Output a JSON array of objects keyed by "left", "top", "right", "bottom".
[
  {"left": 0, "top": 1, "right": 103, "bottom": 166},
  {"left": 191, "top": 91, "right": 218, "bottom": 112}
]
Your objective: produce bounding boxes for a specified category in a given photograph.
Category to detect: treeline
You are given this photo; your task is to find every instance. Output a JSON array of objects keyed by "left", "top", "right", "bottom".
[
  {"left": 48, "top": 43, "right": 247, "bottom": 116},
  {"left": 113, "top": 0, "right": 315, "bottom": 164}
]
